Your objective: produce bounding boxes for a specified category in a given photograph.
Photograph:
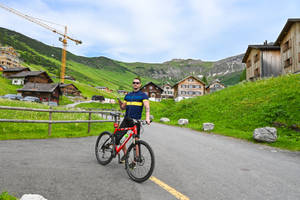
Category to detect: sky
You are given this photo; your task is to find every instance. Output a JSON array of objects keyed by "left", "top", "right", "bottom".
[{"left": 0, "top": 0, "right": 299, "bottom": 63}]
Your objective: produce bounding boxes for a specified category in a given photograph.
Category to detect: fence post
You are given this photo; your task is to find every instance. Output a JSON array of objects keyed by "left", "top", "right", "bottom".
[
  {"left": 88, "top": 112, "right": 92, "bottom": 133},
  {"left": 48, "top": 108, "right": 52, "bottom": 136}
]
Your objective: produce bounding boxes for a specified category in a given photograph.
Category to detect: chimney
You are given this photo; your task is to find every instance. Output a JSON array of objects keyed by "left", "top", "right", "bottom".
[{"left": 264, "top": 40, "right": 268, "bottom": 45}]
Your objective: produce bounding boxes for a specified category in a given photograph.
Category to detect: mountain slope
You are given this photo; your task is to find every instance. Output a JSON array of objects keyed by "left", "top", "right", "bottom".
[
  {"left": 0, "top": 27, "right": 245, "bottom": 87},
  {"left": 0, "top": 27, "right": 156, "bottom": 91}
]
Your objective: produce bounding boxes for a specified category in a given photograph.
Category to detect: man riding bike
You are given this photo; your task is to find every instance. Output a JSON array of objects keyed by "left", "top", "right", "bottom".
[{"left": 117, "top": 77, "right": 151, "bottom": 163}]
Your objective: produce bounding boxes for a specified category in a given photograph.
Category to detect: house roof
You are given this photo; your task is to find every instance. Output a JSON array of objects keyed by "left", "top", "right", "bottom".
[
  {"left": 162, "top": 83, "right": 173, "bottom": 88},
  {"left": 18, "top": 83, "right": 60, "bottom": 93},
  {"left": 3, "top": 67, "right": 30, "bottom": 72},
  {"left": 59, "top": 83, "right": 79, "bottom": 90},
  {"left": 96, "top": 86, "right": 107, "bottom": 89},
  {"left": 173, "top": 75, "right": 205, "bottom": 87},
  {"left": 9, "top": 71, "right": 44, "bottom": 78},
  {"left": 208, "top": 80, "right": 226, "bottom": 88},
  {"left": 141, "top": 82, "right": 163, "bottom": 92},
  {"left": 274, "top": 18, "right": 300, "bottom": 45},
  {"left": 242, "top": 44, "right": 280, "bottom": 63}
]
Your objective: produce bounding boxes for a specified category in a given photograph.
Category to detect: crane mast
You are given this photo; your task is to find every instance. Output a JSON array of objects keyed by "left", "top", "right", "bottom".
[{"left": 0, "top": 3, "right": 82, "bottom": 83}]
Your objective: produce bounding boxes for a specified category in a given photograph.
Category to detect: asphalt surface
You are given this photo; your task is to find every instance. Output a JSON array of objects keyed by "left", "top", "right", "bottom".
[{"left": 1, "top": 123, "right": 300, "bottom": 200}]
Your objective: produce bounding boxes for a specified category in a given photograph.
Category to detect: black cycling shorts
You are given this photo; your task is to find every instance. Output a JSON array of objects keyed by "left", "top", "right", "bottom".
[{"left": 115, "top": 118, "right": 141, "bottom": 145}]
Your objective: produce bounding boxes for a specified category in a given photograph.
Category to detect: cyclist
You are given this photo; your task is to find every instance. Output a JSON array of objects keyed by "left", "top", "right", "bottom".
[{"left": 117, "top": 77, "right": 151, "bottom": 163}]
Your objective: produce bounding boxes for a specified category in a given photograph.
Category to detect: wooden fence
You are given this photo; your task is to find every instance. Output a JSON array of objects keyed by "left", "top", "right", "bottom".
[{"left": 0, "top": 106, "right": 122, "bottom": 136}]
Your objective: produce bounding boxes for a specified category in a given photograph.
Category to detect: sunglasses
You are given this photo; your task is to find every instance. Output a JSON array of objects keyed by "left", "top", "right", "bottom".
[{"left": 132, "top": 82, "right": 140, "bottom": 84}]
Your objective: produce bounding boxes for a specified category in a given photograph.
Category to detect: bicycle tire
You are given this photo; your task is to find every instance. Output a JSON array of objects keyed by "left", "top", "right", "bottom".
[
  {"left": 95, "top": 131, "right": 114, "bottom": 165},
  {"left": 125, "top": 140, "right": 155, "bottom": 183}
]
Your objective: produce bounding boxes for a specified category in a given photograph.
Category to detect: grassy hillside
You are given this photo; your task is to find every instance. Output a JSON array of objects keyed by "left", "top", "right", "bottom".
[
  {"left": 150, "top": 74, "right": 300, "bottom": 150},
  {"left": 0, "top": 27, "right": 158, "bottom": 90},
  {"left": 0, "top": 27, "right": 244, "bottom": 87}
]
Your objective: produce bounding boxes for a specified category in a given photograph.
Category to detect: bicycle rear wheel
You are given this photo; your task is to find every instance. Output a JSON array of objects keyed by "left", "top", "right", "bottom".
[
  {"left": 95, "top": 131, "right": 114, "bottom": 165},
  {"left": 125, "top": 140, "right": 155, "bottom": 183}
]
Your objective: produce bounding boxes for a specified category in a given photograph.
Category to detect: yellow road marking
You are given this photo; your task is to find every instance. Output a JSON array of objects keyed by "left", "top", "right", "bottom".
[{"left": 150, "top": 176, "right": 190, "bottom": 200}]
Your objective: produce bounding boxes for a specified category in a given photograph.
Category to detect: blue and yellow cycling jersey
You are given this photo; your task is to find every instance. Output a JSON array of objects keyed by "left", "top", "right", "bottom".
[{"left": 124, "top": 90, "right": 149, "bottom": 119}]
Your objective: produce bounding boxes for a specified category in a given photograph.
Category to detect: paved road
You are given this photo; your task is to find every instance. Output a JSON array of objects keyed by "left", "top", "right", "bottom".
[{"left": 1, "top": 123, "right": 300, "bottom": 200}]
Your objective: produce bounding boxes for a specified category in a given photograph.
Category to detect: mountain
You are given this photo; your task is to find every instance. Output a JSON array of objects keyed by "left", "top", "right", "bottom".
[{"left": 0, "top": 27, "right": 245, "bottom": 88}]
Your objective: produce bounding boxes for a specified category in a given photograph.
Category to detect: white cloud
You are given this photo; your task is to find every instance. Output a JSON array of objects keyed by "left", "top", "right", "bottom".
[{"left": 0, "top": 0, "right": 298, "bottom": 62}]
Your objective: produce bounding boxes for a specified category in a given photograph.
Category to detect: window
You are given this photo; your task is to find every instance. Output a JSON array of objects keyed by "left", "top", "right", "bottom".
[
  {"left": 254, "top": 53, "right": 259, "bottom": 63},
  {"left": 165, "top": 87, "right": 169, "bottom": 89},
  {"left": 188, "top": 78, "right": 193, "bottom": 82},
  {"left": 149, "top": 86, "right": 153, "bottom": 89},
  {"left": 283, "top": 39, "right": 292, "bottom": 52},
  {"left": 246, "top": 59, "right": 251, "bottom": 68},
  {"left": 192, "top": 85, "right": 196, "bottom": 88},
  {"left": 284, "top": 57, "right": 292, "bottom": 68}
]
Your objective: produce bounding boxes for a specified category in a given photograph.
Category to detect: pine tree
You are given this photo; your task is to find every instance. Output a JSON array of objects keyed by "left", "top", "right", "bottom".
[{"left": 202, "top": 76, "right": 208, "bottom": 85}]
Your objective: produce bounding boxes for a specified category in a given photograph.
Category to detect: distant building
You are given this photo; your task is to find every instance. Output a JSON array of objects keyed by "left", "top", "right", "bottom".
[
  {"left": 242, "top": 42, "right": 281, "bottom": 81},
  {"left": 64, "top": 75, "right": 76, "bottom": 81},
  {"left": 161, "top": 83, "right": 174, "bottom": 99},
  {"left": 0, "top": 46, "right": 22, "bottom": 69},
  {"left": 140, "top": 82, "right": 163, "bottom": 102},
  {"left": 8, "top": 71, "right": 53, "bottom": 85},
  {"left": 18, "top": 83, "right": 61, "bottom": 105},
  {"left": 117, "top": 90, "right": 128, "bottom": 95},
  {"left": 206, "top": 80, "right": 226, "bottom": 94},
  {"left": 59, "top": 83, "right": 81, "bottom": 96},
  {"left": 96, "top": 86, "right": 113, "bottom": 93},
  {"left": 2, "top": 67, "right": 30, "bottom": 78},
  {"left": 173, "top": 75, "right": 205, "bottom": 102},
  {"left": 274, "top": 18, "right": 300, "bottom": 74}
]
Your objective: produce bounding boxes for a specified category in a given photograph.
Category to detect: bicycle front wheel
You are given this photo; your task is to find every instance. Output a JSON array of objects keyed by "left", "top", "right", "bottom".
[
  {"left": 95, "top": 131, "right": 114, "bottom": 165},
  {"left": 125, "top": 140, "right": 155, "bottom": 183}
]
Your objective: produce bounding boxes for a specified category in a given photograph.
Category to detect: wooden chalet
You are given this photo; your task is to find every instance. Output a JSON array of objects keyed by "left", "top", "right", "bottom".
[
  {"left": 242, "top": 42, "right": 281, "bottom": 81},
  {"left": 173, "top": 75, "right": 205, "bottom": 101},
  {"left": 206, "top": 80, "right": 225, "bottom": 94},
  {"left": 117, "top": 90, "right": 128, "bottom": 95},
  {"left": 161, "top": 83, "right": 174, "bottom": 99},
  {"left": 2, "top": 67, "right": 30, "bottom": 78},
  {"left": 140, "top": 82, "right": 163, "bottom": 101},
  {"left": 59, "top": 83, "right": 81, "bottom": 96},
  {"left": 274, "top": 18, "right": 300, "bottom": 74},
  {"left": 8, "top": 71, "right": 53, "bottom": 85},
  {"left": 17, "top": 83, "right": 61, "bottom": 105},
  {"left": 96, "top": 86, "right": 113, "bottom": 93}
]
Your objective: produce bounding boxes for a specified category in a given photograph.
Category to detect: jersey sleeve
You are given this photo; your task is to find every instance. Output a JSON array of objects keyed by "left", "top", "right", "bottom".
[
  {"left": 142, "top": 92, "right": 149, "bottom": 102},
  {"left": 124, "top": 94, "right": 129, "bottom": 103}
]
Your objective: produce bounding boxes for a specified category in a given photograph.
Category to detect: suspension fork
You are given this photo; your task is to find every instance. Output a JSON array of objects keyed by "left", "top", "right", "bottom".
[{"left": 133, "top": 125, "right": 141, "bottom": 161}]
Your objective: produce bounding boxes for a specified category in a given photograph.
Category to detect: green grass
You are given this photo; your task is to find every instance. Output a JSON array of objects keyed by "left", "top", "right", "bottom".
[
  {"left": 150, "top": 74, "right": 300, "bottom": 151},
  {"left": 0, "top": 99, "right": 114, "bottom": 140},
  {"left": 75, "top": 102, "right": 120, "bottom": 110},
  {"left": 0, "top": 192, "right": 17, "bottom": 200},
  {"left": 0, "top": 72, "right": 22, "bottom": 95}
]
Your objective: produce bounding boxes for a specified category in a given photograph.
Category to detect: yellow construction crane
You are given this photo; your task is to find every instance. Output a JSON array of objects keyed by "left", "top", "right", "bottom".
[{"left": 0, "top": 3, "right": 82, "bottom": 83}]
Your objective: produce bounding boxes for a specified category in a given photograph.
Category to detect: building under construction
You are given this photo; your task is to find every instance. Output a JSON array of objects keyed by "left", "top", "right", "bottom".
[{"left": 0, "top": 46, "right": 22, "bottom": 70}]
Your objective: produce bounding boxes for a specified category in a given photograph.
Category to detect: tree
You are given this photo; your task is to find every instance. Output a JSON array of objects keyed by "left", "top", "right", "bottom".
[
  {"left": 239, "top": 68, "right": 246, "bottom": 82},
  {"left": 202, "top": 76, "right": 208, "bottom": 85}
]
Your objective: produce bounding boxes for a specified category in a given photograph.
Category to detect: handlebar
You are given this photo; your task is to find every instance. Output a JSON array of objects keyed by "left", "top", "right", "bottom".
[{"left": 133, "top": 119, "right": 152, "bottom": 125}]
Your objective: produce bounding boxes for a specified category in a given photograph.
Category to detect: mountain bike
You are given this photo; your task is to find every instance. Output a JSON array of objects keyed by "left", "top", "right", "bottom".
[{"left": 95, "top": 112, "right": 155, "bottom": 183}]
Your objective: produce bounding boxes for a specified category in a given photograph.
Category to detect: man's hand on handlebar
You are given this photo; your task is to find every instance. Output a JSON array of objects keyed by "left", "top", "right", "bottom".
[{"left": 146, "top": 118, "right": 151, "bottom": 125}]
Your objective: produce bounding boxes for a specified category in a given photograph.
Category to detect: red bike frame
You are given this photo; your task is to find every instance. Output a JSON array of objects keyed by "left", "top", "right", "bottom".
[{"left": 113, "top": 123, "right": 138, "bottom": 154}]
